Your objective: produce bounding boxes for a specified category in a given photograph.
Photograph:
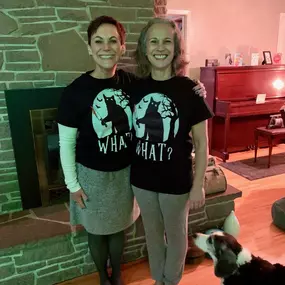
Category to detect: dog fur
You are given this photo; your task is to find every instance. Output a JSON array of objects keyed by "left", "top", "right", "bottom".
[{"left": 193, "top": 231, "right": 285, "bottom": 285}]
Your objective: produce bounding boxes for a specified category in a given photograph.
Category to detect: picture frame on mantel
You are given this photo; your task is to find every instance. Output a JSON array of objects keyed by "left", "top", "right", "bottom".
[{"left": 262, "top": 51, "right": 273, "bottom": 65}]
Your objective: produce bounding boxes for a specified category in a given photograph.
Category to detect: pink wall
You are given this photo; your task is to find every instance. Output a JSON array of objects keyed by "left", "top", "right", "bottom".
[{"left": 167, "top": 0, "right": 285, "bottom": 79}]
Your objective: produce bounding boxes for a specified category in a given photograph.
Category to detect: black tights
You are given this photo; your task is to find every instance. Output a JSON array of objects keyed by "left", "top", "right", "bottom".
[{"left": 88, "top": 231, "right": 125, "bottom": 285}]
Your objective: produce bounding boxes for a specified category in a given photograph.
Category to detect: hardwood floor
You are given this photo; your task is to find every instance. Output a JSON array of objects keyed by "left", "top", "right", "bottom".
[{"left": 60, "top": 145, "right": 285, "bottom": 285}]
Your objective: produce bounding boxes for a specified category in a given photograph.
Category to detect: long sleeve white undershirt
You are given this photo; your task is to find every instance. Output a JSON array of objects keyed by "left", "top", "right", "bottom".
[{"left": 58, "top": 123, "right": 82, "bottom": 193}]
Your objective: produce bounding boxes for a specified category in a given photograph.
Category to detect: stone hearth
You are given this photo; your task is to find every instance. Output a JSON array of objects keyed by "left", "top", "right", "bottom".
[{"left": 0, "top": 185, "right": 241, "bottom": 285}]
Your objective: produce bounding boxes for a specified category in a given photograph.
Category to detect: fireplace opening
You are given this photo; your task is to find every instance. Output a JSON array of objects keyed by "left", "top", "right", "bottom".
[
  {"left": 30, "top": 108, "right": 69, "bottom": 206},
  {"left": 4, "top": 87, "right": 66, "bottom": 210}
]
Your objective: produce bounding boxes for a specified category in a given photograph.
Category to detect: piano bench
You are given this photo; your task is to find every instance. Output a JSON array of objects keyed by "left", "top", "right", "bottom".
[{"left": 254, "top": 127, "right": 285, "bottom": 168}]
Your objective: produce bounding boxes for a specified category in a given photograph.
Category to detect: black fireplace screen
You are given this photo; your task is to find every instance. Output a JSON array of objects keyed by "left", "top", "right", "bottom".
[{"left": 30, "top": 108, "right": 68, "bottom": 206}]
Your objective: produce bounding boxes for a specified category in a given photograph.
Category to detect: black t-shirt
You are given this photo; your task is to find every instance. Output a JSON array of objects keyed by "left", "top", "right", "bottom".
[
  {"left": 130, "top": 76, "right": 214, "bottom": 195},
  {"left": 57, "top": 69, "right": 135, "bottom": 171}
]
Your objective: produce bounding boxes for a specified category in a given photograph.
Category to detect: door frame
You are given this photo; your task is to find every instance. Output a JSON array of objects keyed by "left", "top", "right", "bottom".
[
  {"left": 277, "top": 13, "right": 285, "bottom": 64},
  {"left": 166, "top": 9, "right": 191, "bottom": 61}
]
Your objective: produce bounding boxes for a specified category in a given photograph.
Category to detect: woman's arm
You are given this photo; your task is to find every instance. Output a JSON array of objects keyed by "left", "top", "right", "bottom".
[
  {"left": 191, "top": 120, "right": 208, "bottom": 189},
  {"left": 189, "top": 120, "right": 209, "bottom": 209},
  {"left": 58, "top": 123, "right": 81, "bottom": 193}
]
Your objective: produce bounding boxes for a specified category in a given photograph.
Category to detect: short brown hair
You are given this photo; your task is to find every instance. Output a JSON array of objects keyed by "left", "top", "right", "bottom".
[
  {"left": 135, "top": 17, "right": 188, "bottom": 78},
  {"left": 87, "top": 15, "right": 126, "bottom": 45}
]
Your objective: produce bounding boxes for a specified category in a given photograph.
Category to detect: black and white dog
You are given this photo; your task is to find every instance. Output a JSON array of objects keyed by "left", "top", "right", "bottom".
[{"left": 193, "top": 231, "right": 285, "bottom": 285}]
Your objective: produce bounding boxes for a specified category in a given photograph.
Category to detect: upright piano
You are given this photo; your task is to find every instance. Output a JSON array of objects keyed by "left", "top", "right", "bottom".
[{"left": 200, "top": 64, "right": 285, "bottom": 161}]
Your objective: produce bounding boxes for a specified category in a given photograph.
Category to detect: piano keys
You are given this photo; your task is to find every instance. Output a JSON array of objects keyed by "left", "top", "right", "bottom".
[{"left": 200, "top": 64, "right": 285, "bottom": 161}]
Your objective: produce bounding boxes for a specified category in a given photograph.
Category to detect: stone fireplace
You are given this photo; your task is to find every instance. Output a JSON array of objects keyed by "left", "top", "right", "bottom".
[{"left": 0, "top": 0, "right": 166, "bottom": 215}]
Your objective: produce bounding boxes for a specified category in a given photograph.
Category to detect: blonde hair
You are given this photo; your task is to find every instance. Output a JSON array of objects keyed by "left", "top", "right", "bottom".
[{"left": 134, "top": 17, "right": 188, "bottom": 78}]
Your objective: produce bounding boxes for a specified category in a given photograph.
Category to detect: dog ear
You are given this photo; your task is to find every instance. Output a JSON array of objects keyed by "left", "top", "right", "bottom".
[{"left": 214, "top": 248, "right": 238, "bottom": 278}]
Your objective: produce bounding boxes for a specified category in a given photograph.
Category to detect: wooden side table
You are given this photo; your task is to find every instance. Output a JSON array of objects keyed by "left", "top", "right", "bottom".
[{"left": 254, "top": 127, "right": 285, "bottom": 168}]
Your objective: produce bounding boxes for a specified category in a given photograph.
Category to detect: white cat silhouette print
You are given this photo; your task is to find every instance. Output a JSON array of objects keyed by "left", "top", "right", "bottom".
[
  {"left": 91, "top": 88, "right": 132, "bottom": 139},
  {"left": 133, "top": 93, "right": 179, "bottom": 161},
  {"left": 91, "top": 88, "right": 132, "bottom": 154},
  {"left": 133, "top": 93, "right": 179, "bottom": 142}
]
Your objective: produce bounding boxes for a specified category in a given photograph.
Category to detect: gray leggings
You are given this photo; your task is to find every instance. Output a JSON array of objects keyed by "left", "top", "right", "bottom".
[{"left": 132, "top": 186, "right": 190, "bottom": 285}]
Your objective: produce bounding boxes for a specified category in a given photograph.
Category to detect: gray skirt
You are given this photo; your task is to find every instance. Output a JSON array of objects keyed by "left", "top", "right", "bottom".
[{"left": 70, "top": 163, "right": 140, "bottom": 235}]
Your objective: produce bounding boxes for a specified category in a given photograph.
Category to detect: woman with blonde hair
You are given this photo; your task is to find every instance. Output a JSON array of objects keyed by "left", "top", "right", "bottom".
[{"left": 130, "top": 17, "right": 213, "bottom": 285}]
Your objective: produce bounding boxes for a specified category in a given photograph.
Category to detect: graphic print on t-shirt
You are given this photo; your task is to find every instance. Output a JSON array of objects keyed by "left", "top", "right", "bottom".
[
  {"left": 133, "top": 93, "right": 179, "bottom": 161},
  {"left": 91, "top": 88, "right": 132, "bottom": 154}
]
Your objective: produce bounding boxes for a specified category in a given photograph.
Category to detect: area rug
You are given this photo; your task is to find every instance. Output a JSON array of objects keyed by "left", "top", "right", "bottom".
[{"left": 220, "top": 152, "right": 285, "bottom": 180}]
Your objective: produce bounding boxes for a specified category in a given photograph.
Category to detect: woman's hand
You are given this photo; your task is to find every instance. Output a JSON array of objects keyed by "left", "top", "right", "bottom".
[
  {"left": 71, "top": 188, "right": 88, "bottom": 209},
  {"left": 193, "top": 79, "right": 207, "bottom": 98},
  {"left": 189, "top": 187, "right": 205, "bottom": 210}
]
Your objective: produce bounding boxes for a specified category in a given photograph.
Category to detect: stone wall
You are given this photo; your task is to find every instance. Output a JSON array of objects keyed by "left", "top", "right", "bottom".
[
  {"left": 0, "top": 186, "right": 241, "bottom": 285},
  {"left": 0, "top": 0, "right": 167, "bottom": 215},
  {"left": 0, "top": 222, "right": 146, "bottom": 285}
]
